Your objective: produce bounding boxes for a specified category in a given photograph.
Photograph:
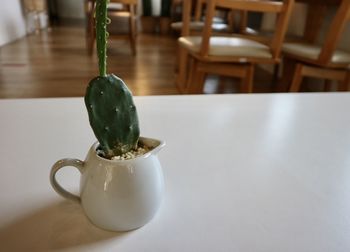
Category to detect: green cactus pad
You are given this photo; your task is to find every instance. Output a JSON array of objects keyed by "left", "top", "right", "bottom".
[{"left": 85, "top": 74, "right": 140, "bottom": 158}]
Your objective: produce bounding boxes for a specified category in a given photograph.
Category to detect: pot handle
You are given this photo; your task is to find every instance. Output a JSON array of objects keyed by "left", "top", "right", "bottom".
[{"left": 50, "top": 158, "right": 84, "bottom": 203}]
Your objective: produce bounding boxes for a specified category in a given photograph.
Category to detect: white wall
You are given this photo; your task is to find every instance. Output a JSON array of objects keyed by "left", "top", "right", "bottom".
[
  {"left": 0, "top": 0, "right": 27, "bottom": 46},
  {"left": 151, "top": 0, "right": 161, "bottom": 16}
]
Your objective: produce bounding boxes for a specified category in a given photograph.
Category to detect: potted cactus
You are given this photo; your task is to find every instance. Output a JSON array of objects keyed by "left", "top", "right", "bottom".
[
  {"left": 50, "top": 0, "right": 165, "bottom": 232},
  {"left": 85, "top": 0, "right": 140, "bottom": 158}
]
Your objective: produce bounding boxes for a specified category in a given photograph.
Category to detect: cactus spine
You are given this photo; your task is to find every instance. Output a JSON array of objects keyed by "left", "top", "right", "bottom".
[{"left": 84, "top": 0, "right": 140, "bottom": 159}]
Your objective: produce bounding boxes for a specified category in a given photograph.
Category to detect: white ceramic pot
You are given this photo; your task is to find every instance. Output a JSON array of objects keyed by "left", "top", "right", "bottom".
[{"left": 50, "top": 137, "right": 165, "bottom": 232}]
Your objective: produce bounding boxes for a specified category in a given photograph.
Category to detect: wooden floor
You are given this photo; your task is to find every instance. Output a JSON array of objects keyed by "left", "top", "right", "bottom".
[
  {"left": 0, "top": 25, "right": 275, "bottom": 99},
  {"left": 0, "top": 26, "right": 180, "bottom": 98}
]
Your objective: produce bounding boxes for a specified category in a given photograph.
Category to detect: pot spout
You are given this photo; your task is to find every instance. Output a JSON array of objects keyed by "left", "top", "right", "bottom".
[{"left": 139, "top": 137, "right": 165, "bottom": 156}]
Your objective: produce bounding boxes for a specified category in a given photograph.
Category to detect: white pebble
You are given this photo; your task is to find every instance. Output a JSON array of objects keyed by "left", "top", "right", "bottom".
[{"left": 110, "top": 146, "right": 149, "bottom": 160}]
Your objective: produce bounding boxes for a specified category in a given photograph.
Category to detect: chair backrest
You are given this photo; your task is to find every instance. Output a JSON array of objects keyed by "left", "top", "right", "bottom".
[
  {"left": 87, "top": 0, "right": 138, "bottom": 55},
  {"left": 182, "top": 0, "right": 294, "bottom": 60},
  {"left": 87, "top": 0, "right": 137, "bottom": 12},
  {"left": 180, "top": 0, "right": 227, "bottom": 36},
  {"left": 23, "top": 0, "right": 46, "bottom": 12},
  {"left": 110, "top": 0, "right": 137, "bottom": 5},
  {"left": 194, "top": 0, "right": 207, "bottom": 22},
  {"left": 317, "top": 0, "right": 350, "bottom": 65},
  {"left": 109, "top": 0, "right": 137, "bottom": 13},
  {"left": 174, "top": 0, "right": 207, "bottom": 20}
]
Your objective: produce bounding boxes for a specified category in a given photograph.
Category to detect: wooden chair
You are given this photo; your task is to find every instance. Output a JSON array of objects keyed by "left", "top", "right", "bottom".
[
  {"left": 177, "top": 0, "right": 294, "bottom": 94},
  {"left": 23, "top": 0, "right": 48, "bottom": 33},
  {"left": 170, "top": 0, "right": 234, "bottom": 35},
  {"left": 85, "top": 0, "right": 138, "bottom": 56},
  {"left": 173, "top": 0, "right": 235, "bottom": 88},
  {"left": 281, "top": 0, "right": 350, "bottom": 92}
]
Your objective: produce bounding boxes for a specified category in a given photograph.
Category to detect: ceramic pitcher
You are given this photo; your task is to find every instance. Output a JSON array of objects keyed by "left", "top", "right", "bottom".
[{"left": 50, "top": 137, "right": 165, "bottom": 232}]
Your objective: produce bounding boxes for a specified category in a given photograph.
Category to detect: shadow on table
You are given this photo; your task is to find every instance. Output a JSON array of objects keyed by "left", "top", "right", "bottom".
[{"left": 0, "top": 200, "right": 127, "bottom": 251}]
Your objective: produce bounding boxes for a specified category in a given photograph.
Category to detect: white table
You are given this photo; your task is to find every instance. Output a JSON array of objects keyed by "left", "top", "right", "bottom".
[{"left": 0, "top": 93, "right": 350, "bottom": 251}]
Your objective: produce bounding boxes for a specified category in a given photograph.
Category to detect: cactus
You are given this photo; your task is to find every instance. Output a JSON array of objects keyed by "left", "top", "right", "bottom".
[
  {"left": 85, "top": 75, "right": 140, "bottom": 158},
  {"left": 84, "top": 0, "right": 140, "bottom": 158}
]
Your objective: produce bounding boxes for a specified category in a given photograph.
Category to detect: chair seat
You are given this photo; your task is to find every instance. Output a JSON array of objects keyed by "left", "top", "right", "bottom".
[
  {"left": 178, "top": 36, "right": 272, "bottom": 58},
  {"left": 171, "top": 21, "right": 229, "bottom": 32},
  {"left": 282, "top": 42, "right": 350, "bottom": 64}
]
